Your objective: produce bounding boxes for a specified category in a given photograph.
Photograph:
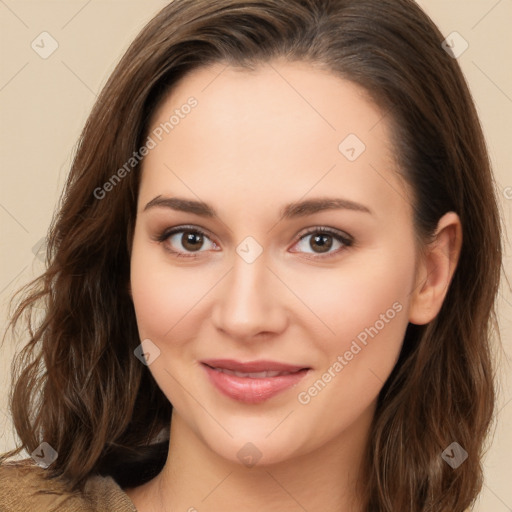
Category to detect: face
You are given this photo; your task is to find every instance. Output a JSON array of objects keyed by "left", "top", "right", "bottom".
[{"left": 130, "top": 60, "right": 420, "bottom": 466}]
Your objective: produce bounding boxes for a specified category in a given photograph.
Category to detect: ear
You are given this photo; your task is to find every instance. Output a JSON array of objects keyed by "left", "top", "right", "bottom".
[{"left": 408, "top": 212, "right": 462, "bottom": 325}]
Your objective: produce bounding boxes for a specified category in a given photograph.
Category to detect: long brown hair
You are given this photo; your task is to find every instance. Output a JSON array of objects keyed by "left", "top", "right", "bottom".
[{"left": 1, "top": 0, "right": 503, "bottom": 510}]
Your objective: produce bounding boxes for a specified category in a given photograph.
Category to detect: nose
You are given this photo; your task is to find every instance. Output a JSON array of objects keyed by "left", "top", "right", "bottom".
[{"left": 211, "top": 251, "right": 288, "bottom": 341}]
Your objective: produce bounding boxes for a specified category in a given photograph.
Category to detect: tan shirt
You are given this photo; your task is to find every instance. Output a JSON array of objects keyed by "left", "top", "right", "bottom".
[
  {"left": 0, "top": 462, "right": 137, "bottom": 511},
  {"left": 1, "top": 461, "right": 474, "bottom": 511}
]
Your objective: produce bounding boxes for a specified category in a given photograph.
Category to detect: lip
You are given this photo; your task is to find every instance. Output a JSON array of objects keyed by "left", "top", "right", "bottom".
[{"left": 201, "top": 359, "right": 310, "bottom": 404}]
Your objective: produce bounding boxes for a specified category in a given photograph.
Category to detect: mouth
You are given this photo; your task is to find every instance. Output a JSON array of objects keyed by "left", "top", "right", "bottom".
[{"left": 201, "top": 359, "right": 311, "bottom": 404}]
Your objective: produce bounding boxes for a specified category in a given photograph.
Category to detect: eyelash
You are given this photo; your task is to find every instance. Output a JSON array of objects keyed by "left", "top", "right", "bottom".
[{"left": 155, "top": 224, "right": 353, "bottom": 260}]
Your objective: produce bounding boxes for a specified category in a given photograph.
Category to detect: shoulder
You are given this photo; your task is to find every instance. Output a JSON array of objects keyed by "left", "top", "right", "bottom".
[
  {"left": 0, "top": 461, "right": 76, "bottom": 511},
  {"left": 0, "top": 460, "right": 137, "bottom": 511}
]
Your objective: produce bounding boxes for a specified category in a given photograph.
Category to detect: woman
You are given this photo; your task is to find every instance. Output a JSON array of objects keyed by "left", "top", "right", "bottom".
[{"left": 0, "top": 0, "right": 502, "bottom": 510}]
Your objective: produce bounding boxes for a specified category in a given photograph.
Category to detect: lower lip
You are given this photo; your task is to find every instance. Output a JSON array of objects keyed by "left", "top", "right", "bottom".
[{"left": 202, "top": 364, "right": 309, "bottom": 404}]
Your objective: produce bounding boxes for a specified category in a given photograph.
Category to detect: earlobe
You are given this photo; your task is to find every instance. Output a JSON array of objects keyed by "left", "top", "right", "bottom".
[{"left": 408, "top": 212, "right": 462, "bottom": 325}]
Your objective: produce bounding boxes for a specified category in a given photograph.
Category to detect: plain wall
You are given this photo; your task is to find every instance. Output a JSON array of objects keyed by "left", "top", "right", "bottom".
[{"left": 0, "top": 1, "right": 510, "bottom": 510}]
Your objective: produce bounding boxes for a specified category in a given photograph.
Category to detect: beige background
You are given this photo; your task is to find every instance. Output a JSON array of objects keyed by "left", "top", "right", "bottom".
[{"left": 0, "top": 0, "right": 510, "bottom": 509}]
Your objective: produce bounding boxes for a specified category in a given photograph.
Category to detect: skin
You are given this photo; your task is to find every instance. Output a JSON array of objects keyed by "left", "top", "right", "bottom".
[{"left": 126, "top": 59, "right": 462, "bottom": 511}]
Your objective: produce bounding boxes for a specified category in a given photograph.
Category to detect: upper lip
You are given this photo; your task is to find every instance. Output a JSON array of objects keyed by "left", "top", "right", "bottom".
[{"left": 201, "top": 359, "right": 308, "bottom": 373}]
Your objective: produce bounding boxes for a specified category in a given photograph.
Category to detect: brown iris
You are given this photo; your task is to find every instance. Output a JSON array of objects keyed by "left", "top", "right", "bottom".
[
  {"left": 181, "top": 231, "right": 204, "bottom": 252},
  {"left": 309, "top": 233, "right": 333, "bottom": 253}
]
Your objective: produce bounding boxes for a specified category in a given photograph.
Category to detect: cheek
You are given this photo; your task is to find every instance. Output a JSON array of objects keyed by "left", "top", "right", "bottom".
[
  {"left": 293, "top": 247, "right": 415, "bottom": 353},
  {"left": 292, "top": 257, "right": 412, "bottom": 434},
  {"left": 130, "top": 235, "right": 200, "bottom": 341}
]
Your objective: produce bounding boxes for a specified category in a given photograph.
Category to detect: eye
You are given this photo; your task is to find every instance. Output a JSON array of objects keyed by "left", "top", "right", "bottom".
[
  {"left": 156, "top": 225, "right": 218, "bottom": 257},
  {"left": 291, "top": 227, "right": 353, "bottom": 258},
  {"left": 155, "top": 225, "right": 353, "bottom": 259}
]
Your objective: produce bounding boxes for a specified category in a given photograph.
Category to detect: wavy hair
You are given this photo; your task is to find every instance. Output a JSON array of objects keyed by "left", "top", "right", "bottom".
[{"left": 1, "top": 0, "right": 503, "bottom": 510}]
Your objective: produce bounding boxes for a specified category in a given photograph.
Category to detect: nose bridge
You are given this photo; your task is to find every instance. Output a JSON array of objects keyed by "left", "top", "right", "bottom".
[{"left": 212, "top": 247, "right": 286, "bottom": 338}]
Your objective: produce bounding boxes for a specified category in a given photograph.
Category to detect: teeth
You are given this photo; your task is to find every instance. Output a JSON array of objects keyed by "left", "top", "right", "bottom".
[{"left": 216, "top": 368, "right": 292, "bottom": 378}]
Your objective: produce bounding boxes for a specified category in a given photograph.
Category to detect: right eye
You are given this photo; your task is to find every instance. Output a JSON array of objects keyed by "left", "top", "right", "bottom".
[{"left": 156, "top": 225, "right": 219, "bottom": 258}]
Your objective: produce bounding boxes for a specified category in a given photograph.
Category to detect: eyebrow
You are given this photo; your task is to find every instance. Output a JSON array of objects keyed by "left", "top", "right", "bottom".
[{"left": 143, "top": 195, "right": 372, "bottom": 219}]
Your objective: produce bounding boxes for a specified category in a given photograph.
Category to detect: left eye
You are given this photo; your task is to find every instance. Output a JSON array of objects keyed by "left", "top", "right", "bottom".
[{"left": 291, "top": 228, "right": 352, "bottom": 257}]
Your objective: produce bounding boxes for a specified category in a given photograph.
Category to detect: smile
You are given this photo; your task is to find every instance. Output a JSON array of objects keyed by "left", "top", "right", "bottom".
[
  {"left": 201, "top": 359, "right": 310, "bottom": 404},
  {"left": 213, "top": 368, "right": 295, "bottom": 378}
]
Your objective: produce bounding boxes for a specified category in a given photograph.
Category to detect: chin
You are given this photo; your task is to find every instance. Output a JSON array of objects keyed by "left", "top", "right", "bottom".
[{"left": 198, "top": 421, "right": 313, "bottom": 468}]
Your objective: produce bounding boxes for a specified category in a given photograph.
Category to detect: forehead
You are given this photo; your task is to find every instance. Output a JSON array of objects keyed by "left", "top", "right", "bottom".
[
  {"left": 150, "top": 60, "right": 391, "bottom": 156},
  {"left": 139, "top": 60, "right": 411, "bottom": 223}
]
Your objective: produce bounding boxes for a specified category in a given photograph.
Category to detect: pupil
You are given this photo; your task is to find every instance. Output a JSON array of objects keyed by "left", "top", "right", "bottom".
[
  {"left": 183, "top": 232, "right": 203, "bottom": 251},
  {"left": 311, "top": 234, "right": 332, "bottom": 253}
]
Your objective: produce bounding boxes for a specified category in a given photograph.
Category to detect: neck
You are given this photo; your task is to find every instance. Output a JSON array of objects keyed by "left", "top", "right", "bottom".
[{"left": 131, "top": 405, "right": 374, "bottom": 512}]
